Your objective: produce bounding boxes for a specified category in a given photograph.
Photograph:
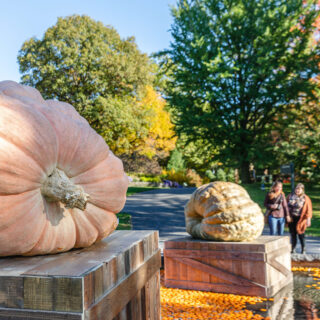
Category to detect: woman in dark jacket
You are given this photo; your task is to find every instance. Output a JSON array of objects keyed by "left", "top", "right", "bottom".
[
  {"left": 264, "top": 181, "right": 290, "bottom": 235},
  {"left": 287, "top": 183, "right": 312, "bottom": 254}
]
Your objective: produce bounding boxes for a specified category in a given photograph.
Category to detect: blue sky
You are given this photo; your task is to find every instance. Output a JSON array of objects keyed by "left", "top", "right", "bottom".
[{"left": 0, "top": 0, "right": 176, "bottom": 82}]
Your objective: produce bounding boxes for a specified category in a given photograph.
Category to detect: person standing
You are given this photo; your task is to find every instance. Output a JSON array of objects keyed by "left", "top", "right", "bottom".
[
  {"left": 264, "top": 181, "right": 290, "bottom": 235},
  {"left": 287, "top": 183, "right": 312, "bottom": 254}
]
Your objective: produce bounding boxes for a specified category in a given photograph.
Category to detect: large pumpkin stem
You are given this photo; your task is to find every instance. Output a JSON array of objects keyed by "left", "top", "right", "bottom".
[{"left": 41, "top": 168, "right": 89, "bottom": 210}]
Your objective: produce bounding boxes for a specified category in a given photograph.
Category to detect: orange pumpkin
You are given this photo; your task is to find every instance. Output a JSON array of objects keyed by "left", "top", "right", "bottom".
[{"left": 0, "top": 81, "right": 128, "bottom": 256}]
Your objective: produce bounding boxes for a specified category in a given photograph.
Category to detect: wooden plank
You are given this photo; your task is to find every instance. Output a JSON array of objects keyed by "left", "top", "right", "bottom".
[
  {"left": 84, "top": 272, "right": 95, "bottom": 310},
  {"left": 0, "top": 255, "right": 58, "bottom": 277},
  {"left": 103, "top": 257, "right": 118, "bottom": 294},
  {"left": 0, "top": 276, "right": 23, "bottom": 309},
  {"left": 22, "top": 231, "right": 151, "bottom": 277},
  {"left": 266, "top": 246, "right": 291, "bottom": 277},
  {"left": 0, "top": 231, "right": 160, "bottom": 319},
  {"left": 200, "top": 244, "right": 210, "bottom": 284},
  {"left": 53, "top": 277, "right": 83, "bottom": 312},
  {"left": 267, "top": 273, "right": 293, "bottom": 297},
  {"left": 140, "top": 282, "right": 148, "bottom": 320},
  {"left": 164, "top": 249, "right": 266, "bottom": 261},
  {"left": 23, "top": 276, "right": 83, "bottom": 312},
  {"left": 148, "top": 272, "right": 160, "bottom": 320},
  {"left": 187, "top": 242, "right": 202, "bottom": 283},
  {"left": 173, "top": 257, "right": 265, "bottom": 288},
  {"left": 0, "top": 307, "right": 82, "bottom": 320},
  {"left": 23, "top": 277, "right": 54, "bottom": 311},
  {"left": 85, "top": 250, "right": 161, "bottom": 320},
  {"left": 164, "top": 279, "right": 267, "bottom": 297},
  {"left": 164, "top": 236, "right": 288, "bottom": 253}
]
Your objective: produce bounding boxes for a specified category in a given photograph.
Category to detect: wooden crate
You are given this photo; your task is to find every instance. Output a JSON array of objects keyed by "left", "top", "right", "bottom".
[
  {"left": 0, "top": 230, "right": 161, "bottom": 320},
  {"left": 164, "top": 235, "right": 292, "bottom": 297}
]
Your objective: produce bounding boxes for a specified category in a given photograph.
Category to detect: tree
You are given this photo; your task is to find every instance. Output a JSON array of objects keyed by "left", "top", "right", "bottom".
[
  {"left": 274, "top": 95, "right": 320, "bottom": 182},
  {"left": 18, "top": 15, "right": 154, "bottom": 154},
  {"left": 167, "top": 149, "right": 186, "bottom": 171},
  {"left": 161, "top": 0, "right": 320, "bottom": 182},
  {"left": 137, "top": 85, "right": 177, "bottom": 159}
]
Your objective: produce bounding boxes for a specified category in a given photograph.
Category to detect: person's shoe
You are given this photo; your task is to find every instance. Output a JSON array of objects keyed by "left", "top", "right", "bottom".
[
  {"left": 301, "top": 248, "right": 306, "bottom": 254},
  {"left": 291, "top": 248, "right": 296, "bottom": 254}
]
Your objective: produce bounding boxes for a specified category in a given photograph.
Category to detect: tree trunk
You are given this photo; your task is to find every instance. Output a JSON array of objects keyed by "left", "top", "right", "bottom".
[{"left": 240, "top": 161, "right": 250, "bottom": 184}]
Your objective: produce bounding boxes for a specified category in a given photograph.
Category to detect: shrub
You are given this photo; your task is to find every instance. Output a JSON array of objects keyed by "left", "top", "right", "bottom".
[
  {"left": 163, "top": 169, "right": 190, "bottom": 185},
  {"left": 186, "top": 169, "right": 203, "bottom": 187},
  {"left": 205, "top": 169, "right": 215, "bottom": 180},
  {"left": 139, "top": 175, "right": 161, "bottom": 183},
  {"left": 216, "top": 168, "right": 227, "bottom": 181},
  {"left": 167, "top": 149, "right": 185, "bottom": 171},
  {"left": 226, "top": 169, "right": 235, "bottom": 182}
]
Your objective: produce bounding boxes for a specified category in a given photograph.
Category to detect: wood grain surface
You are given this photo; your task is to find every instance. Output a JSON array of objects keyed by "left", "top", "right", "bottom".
[
  {"left": 164, "top": 235, "right": 292, "bottom": 297},
  {"left": 0, "top": 231, "right": 161, "bottom": 320}
]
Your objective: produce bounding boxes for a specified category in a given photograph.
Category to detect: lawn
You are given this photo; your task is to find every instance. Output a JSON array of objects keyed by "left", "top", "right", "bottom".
[
  {"left": 126, "top": 186, "right": 159, "bottom": 196},
  {"left": 242, "top": 183, "right": 320, "bottom": 237}
]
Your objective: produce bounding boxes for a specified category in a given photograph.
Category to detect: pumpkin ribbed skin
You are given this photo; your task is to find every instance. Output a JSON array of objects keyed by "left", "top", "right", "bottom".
[
  {"left": 185, "top": 182, "right": 264, "bottom": 242},
  {"left": 0, "top": 81, "right": 128, "bottom": 256}
]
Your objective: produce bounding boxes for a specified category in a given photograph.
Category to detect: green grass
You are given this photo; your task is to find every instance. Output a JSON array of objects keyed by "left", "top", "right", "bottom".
[
  {"left": 242, "top": 183, "right": 320, "bottom": 237},
  {"left": 126, "top": 186, "right": 159, "bottom": 196},
  {"left": 116, "top": 212, "right": 132, "bottom": 230}
]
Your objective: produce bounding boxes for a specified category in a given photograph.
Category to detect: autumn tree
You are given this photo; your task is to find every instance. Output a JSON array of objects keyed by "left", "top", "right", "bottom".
[
  {"left": 161, "top": 0, "right": 320, "bottom": 182},
  {"left": 18, "top": 15, "right": 154, "bottom": 155},
  {"left": 137, "top": 85, "right": 176, "bottom": 158}
]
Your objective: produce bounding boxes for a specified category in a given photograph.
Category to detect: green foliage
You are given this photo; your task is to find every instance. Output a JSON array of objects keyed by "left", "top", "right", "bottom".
[
  {"left": 226, "top": 169, "right": 236, "bottom": 183},
  {"left": 161, "top": 0, "right": 320, "bottom": 182},
  {"left": 91, "top": 95, "right": 151, "bottom": 154},
  {"left": 137, "top": 174, "right": 162, "bottom": 183},
  {"left": 167, "top": 149, "right": 186, "bottom": 171},
  {"left": 116, "top": 213, "right": 132, "bottom": 230},
  {"left": 216, "top": 168, "right": 227, "bottom": 182},
  {"left": 274, "top": 101, "right": 320, "bottom": 182},
  {"left": 126, "top": 187, "right": 159, "bottom": 196},
  {"left": 18, "top": 15, "right": 154, "bottom": 154},
  {"left": 163, "top": 169, "right": 190, "bottom": 184},
  {"left": 205, "top": 170, "right": 215, "bottom": 180}
]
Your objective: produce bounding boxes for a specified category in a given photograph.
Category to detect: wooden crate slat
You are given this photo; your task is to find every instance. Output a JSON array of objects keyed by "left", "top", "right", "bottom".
[
  {"left": 0, "top": 307, "right": 82, "bottom": 320},
  {"left": 164, "top": 236, "right": 292, "bottom": 298},
  {"left": 22, "top": 231, "right": 155, "bottom": 277},
  {"left": 171, "top": 257, "right": 266, "bottom": 288},
  {"left": 164, "top": 279, "right": 267, "bottom": 296},
  {"left": 0, "top": 231, "right": 160, "bottom": 320},
  {"left": 266, "top": 247, "right": 291, "bottom": 277},
  {"left": 84, "top": 249, "right": 161, "bottom": 320},
  {"left": 23, "top": 276, "right": 83, "bottom": 312},
  {"left": 0, "top": 276, "right": 23, "bottom": 309},
  {"left": 165, "top": 249, "right": 266, "bottom": 261}
]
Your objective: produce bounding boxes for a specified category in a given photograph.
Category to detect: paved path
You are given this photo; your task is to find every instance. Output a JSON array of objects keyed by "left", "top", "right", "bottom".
[{"left": 123, "top": 188, "right": 320, "bottom": 254}]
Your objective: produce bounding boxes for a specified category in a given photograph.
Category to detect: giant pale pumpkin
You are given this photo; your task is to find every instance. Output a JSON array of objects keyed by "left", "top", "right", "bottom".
[
  {"left": 185, "top": 182, "right": 264, "bottom": 241},
  {"left": 0, "top": 81, "right": 128, "bottom": 256}
]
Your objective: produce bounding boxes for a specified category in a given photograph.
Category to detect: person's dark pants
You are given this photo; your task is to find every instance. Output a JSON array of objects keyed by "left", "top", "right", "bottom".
[
  {"left": 268, "top": 215, "right": 285, "bottom": 235},
  {"left": 289, "top": 215, "right": 305, "bottom": 252}
]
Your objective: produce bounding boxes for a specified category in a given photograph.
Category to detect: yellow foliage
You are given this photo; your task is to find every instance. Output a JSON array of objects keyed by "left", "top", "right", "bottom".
[
  {"left": 163, "top": 169, "right": 190, "bottom": 184},
  {"left": 137, "top": 86, "right": 176, "bottom": 158},
  {"left": 162, "top": 169, "right": 203, "bottom": 187}
]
